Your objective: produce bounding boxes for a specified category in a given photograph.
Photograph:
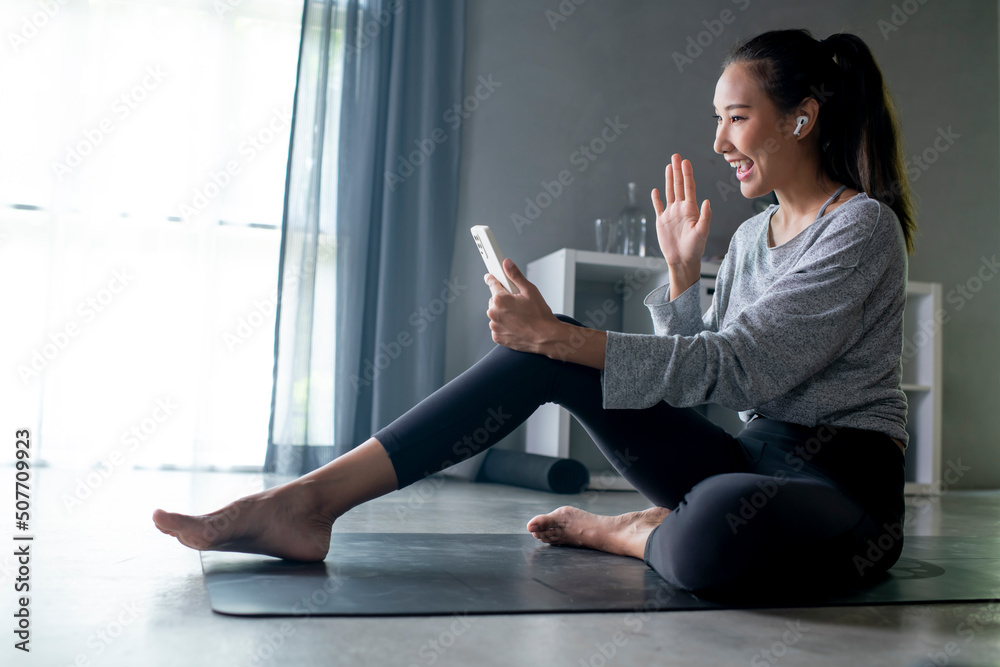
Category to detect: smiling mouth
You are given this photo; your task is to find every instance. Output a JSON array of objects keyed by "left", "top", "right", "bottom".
[{"left": 733, "top": 158, "right": 755, "bottom": 181}]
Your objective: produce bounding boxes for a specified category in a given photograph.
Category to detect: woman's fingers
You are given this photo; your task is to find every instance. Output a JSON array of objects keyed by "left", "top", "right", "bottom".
[
  {"left": 651, "top": 187, "right": 664, "bottom": 216},
  {"left": 672, "top": 153, "right": 684, "bottom": 202},
  {"left": 683, "top": 158, "right": 697, "bottom": 204},
  {"left": 664, "top": 163, "right": 674, "bottom": 204},
  {"left": 662, "top": 154, "right": 702, "bottom": 212},
  {"left": 699, "top": 198, "right": 712, "bottom": 231},
  {"left": 484, "top": 273, "right": 508, "bottom": 299}
]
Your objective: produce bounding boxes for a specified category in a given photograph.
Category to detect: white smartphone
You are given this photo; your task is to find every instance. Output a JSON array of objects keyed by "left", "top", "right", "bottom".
[{"left": 470, "top": 225, "right": 519, "bottom": 294}]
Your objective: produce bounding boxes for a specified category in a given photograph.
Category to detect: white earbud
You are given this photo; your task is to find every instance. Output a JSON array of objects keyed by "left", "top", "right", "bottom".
[{"left": 793, "top": 116, "right": 809, "bottom": 137}]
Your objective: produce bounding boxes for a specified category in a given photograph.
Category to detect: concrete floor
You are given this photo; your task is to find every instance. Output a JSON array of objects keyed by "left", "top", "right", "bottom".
[{"left": 6, "top": 466, "right": 1000, "bottom": 666}]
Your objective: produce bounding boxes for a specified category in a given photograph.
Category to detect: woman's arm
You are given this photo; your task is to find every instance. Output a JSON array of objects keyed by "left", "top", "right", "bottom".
[
  {"left": 667, "top": 264, "right": 701, "bottom": 302},
  {"left": 484, "top": 257, "right": 716, "bottom": 371},
  {"left": 540, "top": 321, "right": 607, "bottom": 369}
]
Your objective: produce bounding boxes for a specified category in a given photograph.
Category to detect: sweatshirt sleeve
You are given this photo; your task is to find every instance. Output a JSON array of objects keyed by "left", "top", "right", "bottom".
[
  {"left": 599, "top": 203, "right": 890, "bottom": 411},
  {"left": 642, "top": 280, "right": 711, "bottom": 337},
  {"left": 643, "top": 253, "right": 728, "bottom": 337}
]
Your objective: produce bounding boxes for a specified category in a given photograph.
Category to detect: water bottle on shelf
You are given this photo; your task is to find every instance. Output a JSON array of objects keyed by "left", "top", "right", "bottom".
[{"left": 619, "top": 182, "right": 647, "bottom": 256}]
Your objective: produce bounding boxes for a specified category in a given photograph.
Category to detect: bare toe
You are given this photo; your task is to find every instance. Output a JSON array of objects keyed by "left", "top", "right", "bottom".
[
  {"left": 152, "top": 509, "right": 223, "bottom": 550},
  {"left": 527, "top": 507, "right": 568, "bottom": 534},
  {"left": 526, "top": 506, "right": 590, "bottom": 547},
  {"left": 153, "top": 509, "right": 197, "bottom": 534}
]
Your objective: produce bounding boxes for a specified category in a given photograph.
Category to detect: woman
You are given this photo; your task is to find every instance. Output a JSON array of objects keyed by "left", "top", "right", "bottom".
[{"left": 154, "top": 28, "right": 916, "bottom": 596}]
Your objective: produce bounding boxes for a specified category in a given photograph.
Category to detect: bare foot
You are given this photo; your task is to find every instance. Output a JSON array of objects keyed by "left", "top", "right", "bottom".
[
  {"left": 526, "top": 506, "right": 671, "bottom": 560},
  {"left": 152, "top": 479, "right": 338, "bottom": 562}
]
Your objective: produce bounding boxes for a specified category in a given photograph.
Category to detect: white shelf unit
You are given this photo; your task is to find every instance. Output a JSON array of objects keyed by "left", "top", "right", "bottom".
[{"left": 525, "top": 248, "right": 942, "bottom": 495}]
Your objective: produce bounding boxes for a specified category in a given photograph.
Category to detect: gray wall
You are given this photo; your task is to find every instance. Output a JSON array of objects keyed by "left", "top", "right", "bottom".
[{"left": 445, "top": 0, "right": 1000, "bottom": 489}]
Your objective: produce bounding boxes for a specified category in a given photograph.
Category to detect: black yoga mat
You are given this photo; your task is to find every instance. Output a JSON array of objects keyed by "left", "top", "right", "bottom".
[{"left": 202, "top": 535, "right": 1000, "bottom": 616}]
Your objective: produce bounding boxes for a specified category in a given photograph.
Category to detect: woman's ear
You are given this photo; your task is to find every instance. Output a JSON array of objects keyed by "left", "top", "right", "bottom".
[{"left": 790, "top": 97, "right": 821, "bottom": 138}]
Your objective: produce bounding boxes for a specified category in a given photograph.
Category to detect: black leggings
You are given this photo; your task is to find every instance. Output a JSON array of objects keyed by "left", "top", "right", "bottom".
[{"left": 374, "top": 315, "right": 906, "bottom": 595}]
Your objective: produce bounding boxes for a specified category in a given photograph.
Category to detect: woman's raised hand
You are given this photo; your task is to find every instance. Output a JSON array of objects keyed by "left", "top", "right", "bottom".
[{"left": 651, "top": 154, "right": 712, "bottom": 271}]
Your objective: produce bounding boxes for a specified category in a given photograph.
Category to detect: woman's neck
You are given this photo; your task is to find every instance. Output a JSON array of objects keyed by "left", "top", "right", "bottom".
[{"left": 772, "top": 177, "right": 846, "bottom": 230}]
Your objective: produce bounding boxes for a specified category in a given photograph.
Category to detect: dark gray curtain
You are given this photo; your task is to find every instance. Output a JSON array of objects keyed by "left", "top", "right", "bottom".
[{"left": 266, "top": 0, "right": 466, "bottom": 474}]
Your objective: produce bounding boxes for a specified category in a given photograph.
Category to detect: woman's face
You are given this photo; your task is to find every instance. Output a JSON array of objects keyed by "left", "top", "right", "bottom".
[{"left": 713, "top": 62, "right": 794, "bottom": 199}]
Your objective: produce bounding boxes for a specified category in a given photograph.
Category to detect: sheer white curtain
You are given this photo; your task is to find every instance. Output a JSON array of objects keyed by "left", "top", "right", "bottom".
[{"left": 0, "top": 0, "right": 302, "bottom": 469}]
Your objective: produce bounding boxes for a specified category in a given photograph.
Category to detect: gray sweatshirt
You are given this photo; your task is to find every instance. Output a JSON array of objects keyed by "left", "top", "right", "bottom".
[{"left": 600, "top": 190, "right": 909, "bottom": 445}]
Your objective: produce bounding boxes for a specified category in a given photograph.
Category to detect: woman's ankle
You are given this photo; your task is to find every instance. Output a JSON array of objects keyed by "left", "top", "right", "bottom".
[{"left": 295, "top": 438, "right": 398, "bottom": 518}]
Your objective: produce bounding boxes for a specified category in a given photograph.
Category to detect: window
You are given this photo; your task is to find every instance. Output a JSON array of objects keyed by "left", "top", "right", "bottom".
[{"left": 0, "top": 0, "right": 303, "bottom": 469}]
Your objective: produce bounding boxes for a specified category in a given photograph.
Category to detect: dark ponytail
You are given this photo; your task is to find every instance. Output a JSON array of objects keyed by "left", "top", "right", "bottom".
[{"left": 723, "top": 29, "right": 917, "bottom": 254}]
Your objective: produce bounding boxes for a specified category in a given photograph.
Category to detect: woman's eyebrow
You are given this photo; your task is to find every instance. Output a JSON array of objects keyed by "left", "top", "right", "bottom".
[{"left": 713, "top": 103, "right": 752, "bottom": 111}]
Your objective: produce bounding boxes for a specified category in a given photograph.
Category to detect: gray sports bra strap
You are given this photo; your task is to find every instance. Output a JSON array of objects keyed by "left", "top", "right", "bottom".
[{"left": 817, "top": 185, "right": 848, "bottom": 219}]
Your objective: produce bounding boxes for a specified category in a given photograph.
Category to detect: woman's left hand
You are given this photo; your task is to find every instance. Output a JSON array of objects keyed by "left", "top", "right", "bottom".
[{"left": 485, "top": 259, "right": 562, "bottom": 355}]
